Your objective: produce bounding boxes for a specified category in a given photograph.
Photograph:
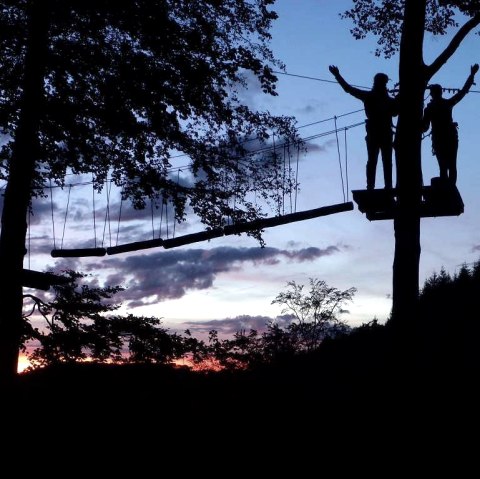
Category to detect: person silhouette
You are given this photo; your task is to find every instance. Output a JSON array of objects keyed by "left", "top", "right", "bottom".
[
  {"left": 422, "top": 64, "right": 479, "bottom": 186},
  {"left": 329, "top": 65, "right": 398, "bottom": 190}
]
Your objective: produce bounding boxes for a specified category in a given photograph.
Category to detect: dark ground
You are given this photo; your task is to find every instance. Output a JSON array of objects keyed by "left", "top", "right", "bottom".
[{"left": 6, "top": 325, "right": 479, "bottom": 472}]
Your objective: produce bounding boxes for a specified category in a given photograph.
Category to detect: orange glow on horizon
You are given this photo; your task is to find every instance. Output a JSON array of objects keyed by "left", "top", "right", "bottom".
[
  {"left": 18, "top": 354, "right": 31, "bottom": 374},
  {"left": 17, "top": 354, "right": 234, "bottom": 374}
]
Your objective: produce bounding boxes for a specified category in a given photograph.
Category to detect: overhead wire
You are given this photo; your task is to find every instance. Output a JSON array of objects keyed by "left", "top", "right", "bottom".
[{"left": 272, "top": 69, "right": 480, "bottom": 94}]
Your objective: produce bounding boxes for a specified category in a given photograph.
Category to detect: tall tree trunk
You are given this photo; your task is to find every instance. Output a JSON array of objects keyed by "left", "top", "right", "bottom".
[
  {"left": 391, "top": 0, "right": 427, "bottom": 329},
  {"left": 0, "top": 3, "right": 49, "bottom": 385}
]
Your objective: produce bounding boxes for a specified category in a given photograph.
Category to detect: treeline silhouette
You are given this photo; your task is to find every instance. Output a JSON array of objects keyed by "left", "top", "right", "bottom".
[
  {"left": 21, "top": 273, "right": 355, "bottom": 371},
  {"left": 11, "top": 261, "right": 480, "bottom": 450}
]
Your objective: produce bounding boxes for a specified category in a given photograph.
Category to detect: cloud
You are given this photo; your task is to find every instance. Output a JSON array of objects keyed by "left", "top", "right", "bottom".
[
  {"left": 100, "top": 244, "right": 344, "bottom": 307},
  {"left": 304, "top": 138, "right": 337, "bottom": 153}
]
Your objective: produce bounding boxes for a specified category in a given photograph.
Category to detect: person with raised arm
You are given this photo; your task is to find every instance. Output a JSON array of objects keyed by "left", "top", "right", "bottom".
[
  {"left": 422, "top": 64, "right": 479, "bottom": 186},
  {"left": 329, "top": 65, "right": 398, "bottom": 190}
]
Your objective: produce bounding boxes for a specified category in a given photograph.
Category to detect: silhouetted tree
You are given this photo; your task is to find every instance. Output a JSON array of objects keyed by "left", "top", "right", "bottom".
[
  {"left": 341, "top": 1, "right": 480, "bottom": 327},
  {"left": 418, "top": 259, "right": 480, "bottom": 367},
  {"left": 0, "top": 0, "right": 300, "bottom": 381},
  {"left": 23, "top": 271, "right": 124, "bottom": 368},
  {"left": 23, "top": 270, "right": 194, "bottom": 369},
  {"left": 272, "top": 278, "right": 355, "bottom": 351},
  {"left": 183, "top": 279, "right": 355, "bottom": 370}
]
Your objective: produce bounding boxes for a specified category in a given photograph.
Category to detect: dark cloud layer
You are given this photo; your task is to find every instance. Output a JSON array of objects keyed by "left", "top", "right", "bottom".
[{"left": 99, "top": 244, "right": 343, "bottom": 307}]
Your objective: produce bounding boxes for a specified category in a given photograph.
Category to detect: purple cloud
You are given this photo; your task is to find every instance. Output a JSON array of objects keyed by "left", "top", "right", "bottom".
[{"left": 99, "top": 244, "right": 344, "bottom": 307}]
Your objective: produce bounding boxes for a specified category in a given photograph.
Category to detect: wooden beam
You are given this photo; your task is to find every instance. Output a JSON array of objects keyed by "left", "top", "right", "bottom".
[
  {"left": 22, "top": 269, "right": 69, "bottom": 291},
  {"left": 224, "top": 202, "right": 354, "bottom": 234},
  {"left": 162, "top": 228, "right": 224, "bottom": 249},
  {"left": 107, "top": 238, "right": 164, "bottom": 255}
]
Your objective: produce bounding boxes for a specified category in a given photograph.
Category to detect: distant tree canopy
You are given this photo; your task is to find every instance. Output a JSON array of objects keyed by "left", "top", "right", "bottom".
[
  {"left": 419, "top": 260, "right": 480, "bottom": 320},
  {"left": 0, "top": 0, "right": 299, "bottom": 231}
]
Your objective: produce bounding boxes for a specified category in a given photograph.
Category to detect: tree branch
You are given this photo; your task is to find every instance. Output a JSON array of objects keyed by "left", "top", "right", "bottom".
[
  {"left": 22, "top": 293, "right": 51, "bottom": 325},
  {"left": 427, "top": 13, "right": 480, "bottom": 81}
]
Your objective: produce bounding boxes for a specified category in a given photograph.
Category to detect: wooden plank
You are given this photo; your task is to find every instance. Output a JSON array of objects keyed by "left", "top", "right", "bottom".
[{"left": 51, "top": 247, "right": 107, "bottom": 258}]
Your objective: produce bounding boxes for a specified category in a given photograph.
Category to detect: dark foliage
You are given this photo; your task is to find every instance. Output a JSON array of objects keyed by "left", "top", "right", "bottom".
[
  {"left": 11, "top": 261, "right": 480, "bottom": 462},
  {"left": 341, "top": 0, "right": 480, "bottom": 58},
  {"left": 22, "top": 274, "right": 355, "bottom": 371},
  {"left": 417, "top": 260, "right": 480, "bottom": 368},
  {"left": 0, "top": 0, "right": 300, "bottom": 233}
]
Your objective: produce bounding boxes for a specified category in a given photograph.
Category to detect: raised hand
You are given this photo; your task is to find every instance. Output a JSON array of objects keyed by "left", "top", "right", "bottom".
[{"left": 329, "top": 65, "right": 340, "bottom": 77}]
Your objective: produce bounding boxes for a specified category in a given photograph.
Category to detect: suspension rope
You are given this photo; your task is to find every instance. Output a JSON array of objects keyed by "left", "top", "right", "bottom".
[
  {"left": 165, "top": 199, "right": 169, "bottom": 239},
  {"left": 173, "top": 170, "right": 180, "bottom": 237},
  {"left": 272, "top": 133, "right": 281, "bottom": 214},
  {"left": 60, "top": 184, "right": 72, "bottom": 250},
  {"left": 282, "top": 142, "right": 286, "bottom": 216},
  {"left": 27, "top": 206, "right": 31, "bottom": 269},
  {"left": 334, "top": 116, "right": 346, "bottom": 203},
  {"left": 115, "top": 196, "right": 123, "bottom": 246},
  {"left": 287, "top": 142, "right": 293, "bottom": 214},
  {"left": 49, "top": 179, "right": 56, "bottom": 250},
  {"left": 101, "top": 178, "right": 113, "bottom": 248},
  {"left": 32, "top": 117, "right": 365, "bottom": 193},
  {"left": 43, "top": 109, "right": 360, "bottom": 254},
  {"left": 150, "top": 198, "right": 155, "bottom": 240},
  {"left": 92, "top": 177, "right": 97, "bottom": 248},
  {"left": 344, "top": 128, "right": 349, "bottom": 202},
  {"left": 158, "top": 198, "right": 165, "bottom": 240},
  {"left": 294, "top": 144, "right": 300, "bottom": 213}
]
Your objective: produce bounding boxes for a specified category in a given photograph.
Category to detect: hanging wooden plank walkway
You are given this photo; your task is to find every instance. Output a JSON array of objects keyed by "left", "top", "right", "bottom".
[
  {"left": 352, "top": 179, "right": 464, "bottom": 221},
  {"left": 50, "top": 201, "right": 354, "bottom": 257},
  {"left": 223, "top": 201, "right": 354, "bottom": 234}
]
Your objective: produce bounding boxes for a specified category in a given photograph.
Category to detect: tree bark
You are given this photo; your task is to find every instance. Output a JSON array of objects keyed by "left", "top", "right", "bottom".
[
  {"left": 391, "top": 0, "right": 427, "bottom": 328},
  {"left": 0, "top": 3, "right": 49, "bottom": 385}
]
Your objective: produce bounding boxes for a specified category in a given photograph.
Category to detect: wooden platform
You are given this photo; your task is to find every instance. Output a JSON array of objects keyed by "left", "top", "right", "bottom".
[{"left": 352, "top": 180, "right": 464, "bottom": 221}]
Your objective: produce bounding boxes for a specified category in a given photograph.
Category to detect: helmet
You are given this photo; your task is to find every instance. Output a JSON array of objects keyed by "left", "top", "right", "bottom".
[
  {"left": 428, "top": 84, "right": 442, "bottom": 96},
  {"left": 374, "top": 73, "right": 389, "bottom": 86}
]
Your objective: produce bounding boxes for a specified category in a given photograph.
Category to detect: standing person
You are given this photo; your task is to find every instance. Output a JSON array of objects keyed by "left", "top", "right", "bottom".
[
  {"left": 422, "top": 63, "right": 479, "bottom": 186},
  {"left": 329, "top": 65, "right": 398, "bottom": 190}
]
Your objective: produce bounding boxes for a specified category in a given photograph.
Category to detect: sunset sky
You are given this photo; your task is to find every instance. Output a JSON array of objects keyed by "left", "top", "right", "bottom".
[{"left": 8, "top": 0, "right": 480, "bottom": 350}]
